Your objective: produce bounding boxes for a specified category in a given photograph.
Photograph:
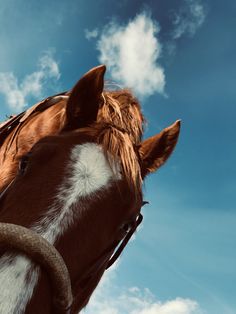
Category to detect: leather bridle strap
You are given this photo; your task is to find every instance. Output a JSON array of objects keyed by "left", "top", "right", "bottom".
[
  {"left": 71, "top": 212, "right": 143, "bottom": 310},
  {"left": 106, "top": 213, "right": 143, "bottom": 269},
  {"left": 0, "top": 179, "right": 14, "bottom": 202},
  {"left": 74, "top": 212, "right": 143, "bottom": 289}
]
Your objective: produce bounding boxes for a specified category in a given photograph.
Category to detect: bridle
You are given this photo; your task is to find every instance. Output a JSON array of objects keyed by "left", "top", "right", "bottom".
[
  {"left": 106, "top": 212, "right": 143, "bottom": 269},
  {"left": 0, "top": 179, "right": 145, "bottom": 313}
]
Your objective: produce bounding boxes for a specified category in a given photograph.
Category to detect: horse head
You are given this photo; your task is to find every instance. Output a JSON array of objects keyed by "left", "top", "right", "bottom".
[{"left": 0, "top": 65, "right": 180, "bottom": 313}]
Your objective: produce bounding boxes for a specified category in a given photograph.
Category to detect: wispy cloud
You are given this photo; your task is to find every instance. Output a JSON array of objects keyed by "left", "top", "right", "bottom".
[
  {"left": 172, "top": 0, "right": 207, "bottom": 39},
  {"left": 85, "top": 4, "right": 207, "bottom": 97},
  {"left": 0, "top": 51, "right": 60, "bottom": 112},
  {"left": 87, "top": 12, "right": 165, "bottom": 98},
  {"left": 85, "top": 28, "right": 99, "bottom": 40},
  {"left": 82, "top": 265, "right": 203, "bottom": 314}
]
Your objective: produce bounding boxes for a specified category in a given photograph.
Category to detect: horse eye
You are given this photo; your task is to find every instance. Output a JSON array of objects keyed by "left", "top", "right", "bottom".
[{"left": 19, "top": 154, "right": 30, "bottom": 174}]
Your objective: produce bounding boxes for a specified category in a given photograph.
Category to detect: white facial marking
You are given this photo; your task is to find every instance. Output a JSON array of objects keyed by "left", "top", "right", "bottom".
[
  {"left": 59, "top": 143, "right": 121, "bottom": 204},
  {"left": 0, "top": 143, "right": 120, "bottom": 313}
]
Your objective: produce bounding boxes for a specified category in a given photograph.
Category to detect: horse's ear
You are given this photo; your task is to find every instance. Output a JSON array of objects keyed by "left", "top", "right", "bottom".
[
  {"left": 64, "top": 65, "right": 106, "bottom": 129},
  {"left": 139, "top": 120, "right": 181, "bottom": 178}
]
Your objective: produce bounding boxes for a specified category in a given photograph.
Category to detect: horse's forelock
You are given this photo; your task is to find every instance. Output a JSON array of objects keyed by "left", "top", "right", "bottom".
[
  {"left": 98, "top": 90, "right": 144, "bottom": 145},
  {"left": 80, "top": 122, "right": 142, "bottom": 201},
  {"left": 100, "top": 125, "right": 142, "bottom": 195},
  {"left": 94, "top": 90, "right": 144, "bottom": 199}
]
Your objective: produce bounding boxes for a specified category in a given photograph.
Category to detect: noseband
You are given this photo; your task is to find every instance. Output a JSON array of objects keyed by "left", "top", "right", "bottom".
[{"left": 0, "top": 180, "right": 144, "bottom": 313}]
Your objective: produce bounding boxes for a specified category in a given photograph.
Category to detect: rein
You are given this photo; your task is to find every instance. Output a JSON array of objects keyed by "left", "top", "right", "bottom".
[{"left": 0, "top": 91, "right": 68, "bottom": 150}]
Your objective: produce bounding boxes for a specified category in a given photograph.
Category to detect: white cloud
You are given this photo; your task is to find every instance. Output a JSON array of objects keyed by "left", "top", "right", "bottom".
[
  {"left": 94, "top": 12, "right": 165, "bottom": 98},
  {"left": 0, "top": 51, "right": 60, "bottom": 112},
  {"left": 172, "top": 0, "right": 207, "bottom": 39},
  {"left": 82, "top": 265, "right": 203, "bottom": 314}
]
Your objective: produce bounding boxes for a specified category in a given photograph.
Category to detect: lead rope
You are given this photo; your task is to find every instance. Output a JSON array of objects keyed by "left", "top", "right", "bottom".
[{"left": 0, "top": 223, "right": 73, "bottom": 314}]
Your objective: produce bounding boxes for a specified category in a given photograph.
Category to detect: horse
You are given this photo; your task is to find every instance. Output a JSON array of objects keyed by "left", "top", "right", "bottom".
[{"left": 0, "top": 65, "right": 180, "bottom": 313}]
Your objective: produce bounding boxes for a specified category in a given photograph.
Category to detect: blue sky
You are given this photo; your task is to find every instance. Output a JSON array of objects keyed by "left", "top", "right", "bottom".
[{"left": 0, "top": 0, "right": 235, "bottom": 313}]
